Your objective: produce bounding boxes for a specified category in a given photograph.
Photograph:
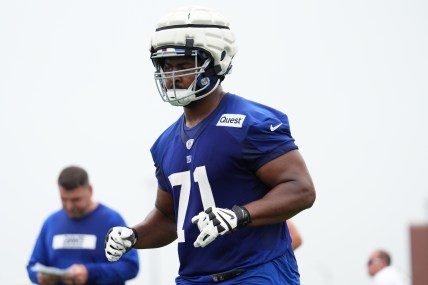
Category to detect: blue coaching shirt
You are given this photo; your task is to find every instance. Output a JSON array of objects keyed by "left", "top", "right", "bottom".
[
  {"left": 151, "top": 93, "right": 298, "bottom": 277},
  {"left": 26, "top": 204, "right": 139, "bottom": 285}
]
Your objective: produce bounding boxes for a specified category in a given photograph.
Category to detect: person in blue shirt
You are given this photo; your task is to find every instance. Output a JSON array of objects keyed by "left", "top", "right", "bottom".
[
  {"left": 27, "top": 166, "right": 139, "bottom": 285},
  {"left": 104, "top": 5, "right": 315, "bottom": 285}
]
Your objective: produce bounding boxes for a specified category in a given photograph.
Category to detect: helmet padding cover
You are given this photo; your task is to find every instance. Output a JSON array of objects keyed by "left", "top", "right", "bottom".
[{"left": 150, "top": 5, "right": 237, "bottom": 77}]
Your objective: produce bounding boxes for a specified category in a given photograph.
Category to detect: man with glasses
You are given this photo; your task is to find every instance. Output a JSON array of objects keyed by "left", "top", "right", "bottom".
[{"left": 367, "top": 249, "right": 410, "bottom": 285}]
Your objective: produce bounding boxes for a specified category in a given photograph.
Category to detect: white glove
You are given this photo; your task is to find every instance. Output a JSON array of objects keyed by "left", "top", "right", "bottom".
[
  {"left": 191, "top": 205, "right": 251, "bottom": 248},
  {"left": 104, "top": 227, "right": 137, "bottom": 262}
]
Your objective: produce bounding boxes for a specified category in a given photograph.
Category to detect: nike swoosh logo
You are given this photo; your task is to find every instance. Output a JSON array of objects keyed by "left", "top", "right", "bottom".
[
  {"left": 270, "top": 123, "right": 283, "bottom": 132},
  {"left": 218, "top": 209, "right": 235, "bottom": 219}
]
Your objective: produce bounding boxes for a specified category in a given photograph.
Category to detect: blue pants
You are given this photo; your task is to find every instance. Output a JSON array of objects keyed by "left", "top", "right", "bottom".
[{"left": 176, "top": 253, "right": 300, "bottom": 285}]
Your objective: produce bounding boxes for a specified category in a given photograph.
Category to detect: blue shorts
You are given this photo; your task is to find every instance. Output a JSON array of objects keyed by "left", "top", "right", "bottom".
[{"left": 175, "top": 253, "right": 300, "bottom": 285}]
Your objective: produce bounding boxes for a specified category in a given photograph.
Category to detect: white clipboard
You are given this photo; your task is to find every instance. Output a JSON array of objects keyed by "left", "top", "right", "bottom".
[{"left": 31, "top": 263, "right": 71, "bottom": 276}]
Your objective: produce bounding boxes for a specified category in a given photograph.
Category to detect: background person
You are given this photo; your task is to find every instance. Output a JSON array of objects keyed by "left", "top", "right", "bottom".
[
  {"left": 27, "top": 166, "right": 139, "bottom": 285},
  {"left": 105, "top": 5, "right": 315, "bottom": 285},
  {"left": 287, "top": 220, "right": 302, "bottom": 250},
  {"left": 367, "top": 249, "right": 410, "bottom": 285}
]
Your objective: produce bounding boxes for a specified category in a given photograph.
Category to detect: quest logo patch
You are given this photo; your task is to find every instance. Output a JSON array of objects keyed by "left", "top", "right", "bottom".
[{"left": 216, "top": 114, "right": 246, "bottom": 128}]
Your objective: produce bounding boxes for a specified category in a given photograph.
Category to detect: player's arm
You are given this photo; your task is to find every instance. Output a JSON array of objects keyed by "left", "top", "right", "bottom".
[
  {"left": 132, "top": 187, "right": 177, "bottom": 249},
  {"left": 191, "top": 149, "right": 315, "bottom": 248},
  {"left": 245, "top": 149, "right": 316, "bottom": 225},
  {"left": 105, "top": 188, "right": 177, "bottom": 261}
]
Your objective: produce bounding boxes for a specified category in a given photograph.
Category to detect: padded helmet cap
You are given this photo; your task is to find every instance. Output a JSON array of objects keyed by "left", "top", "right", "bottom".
[{"left": 150, "top": 5, "right": 237, "bottom": 76}]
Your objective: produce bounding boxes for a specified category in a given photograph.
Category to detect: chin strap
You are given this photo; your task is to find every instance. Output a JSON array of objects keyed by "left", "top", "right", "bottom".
[{"left": 167, "top": 78, "right": 220, "bottom": 106}]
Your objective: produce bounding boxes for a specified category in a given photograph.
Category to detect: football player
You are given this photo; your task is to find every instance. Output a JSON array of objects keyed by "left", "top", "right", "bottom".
[{"left": 105, "top": 5, "right": 315, "bottom": 284}]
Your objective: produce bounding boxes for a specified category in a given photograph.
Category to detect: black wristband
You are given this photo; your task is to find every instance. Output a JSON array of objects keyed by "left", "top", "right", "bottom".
[{"left": 232, "top": 205, "right": 252, "bottom": 229}]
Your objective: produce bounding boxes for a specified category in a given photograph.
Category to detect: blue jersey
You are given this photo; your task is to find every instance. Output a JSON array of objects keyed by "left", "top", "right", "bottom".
[
  {"left": 151, "top": 93, "right": 299, "bottom": 278},
  {"left": 27, "top": 204, "right": 139, "bottom": 285}
]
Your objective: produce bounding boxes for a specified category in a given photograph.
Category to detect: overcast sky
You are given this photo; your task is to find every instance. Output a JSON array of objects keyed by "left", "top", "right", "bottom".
[{"left": 1, "top": 1, "right": 427, "bottom": 284}]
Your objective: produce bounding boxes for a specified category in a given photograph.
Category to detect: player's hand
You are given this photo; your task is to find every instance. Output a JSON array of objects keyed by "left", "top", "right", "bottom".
[
  {"left": 191, "top": 205, "right": 251, "bottom": 248},
  {"left": 104, "top": 226, "right": 137, "bottom": 262}
]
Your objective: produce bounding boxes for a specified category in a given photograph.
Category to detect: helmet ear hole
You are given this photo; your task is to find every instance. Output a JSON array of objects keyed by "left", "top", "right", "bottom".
[{"left": 197, "top": 76, "right": 210, "bottom": 88}]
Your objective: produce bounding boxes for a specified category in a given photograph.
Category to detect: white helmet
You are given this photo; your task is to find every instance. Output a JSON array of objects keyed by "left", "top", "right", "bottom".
[{"left": 150, "top": 5, "right": 237, "bottom": 106}]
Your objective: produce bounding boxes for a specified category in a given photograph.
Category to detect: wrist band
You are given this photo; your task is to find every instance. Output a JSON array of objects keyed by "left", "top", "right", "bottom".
[{"left": 232, "top": 205, "right": 252, "bottom": 229}]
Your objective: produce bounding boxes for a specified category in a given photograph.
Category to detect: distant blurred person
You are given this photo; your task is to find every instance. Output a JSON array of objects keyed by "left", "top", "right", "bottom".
[
  {"left": 367, "top": 249, "right": 410, "bottom": 285},
  {"left": 287, "top": 220, "right": 302, "bottom": 250},
  {"left": 26, "top": 166, "right": 139, "bottom": 285}
]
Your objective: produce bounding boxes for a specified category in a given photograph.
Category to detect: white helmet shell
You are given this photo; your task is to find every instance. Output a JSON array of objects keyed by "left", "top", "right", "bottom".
[{"left": 150, "top": 5, "right": 237, "bottom": 76}]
